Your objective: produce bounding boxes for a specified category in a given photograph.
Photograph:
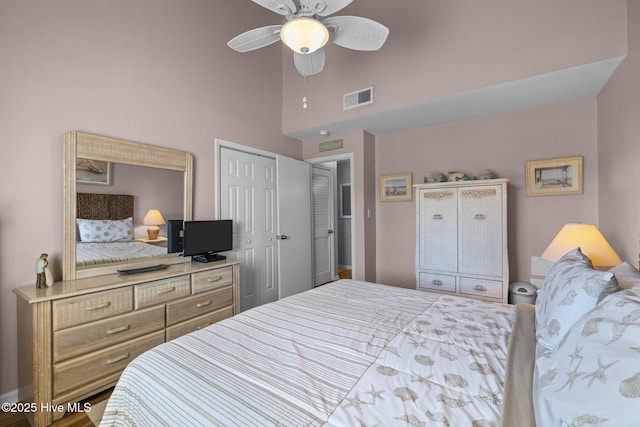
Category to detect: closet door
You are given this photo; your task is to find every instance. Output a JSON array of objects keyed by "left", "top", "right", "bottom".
[
  {"left": 417, "top": 188, "right": 457, "bottom": 272},
  {"left": 458, "top": 185, "right": 503, "bottom": 277},
  {"left": 220, "top": 148, "right": 278, "bottom": 312}
]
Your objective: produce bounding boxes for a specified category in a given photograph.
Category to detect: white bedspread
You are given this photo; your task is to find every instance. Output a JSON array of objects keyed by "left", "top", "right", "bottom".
[
  {"left": 100, "top": 280, "right": 516, "bottom": 427},
  {"left": 76, "top": 241, "right": 168, "bottom": 266}
]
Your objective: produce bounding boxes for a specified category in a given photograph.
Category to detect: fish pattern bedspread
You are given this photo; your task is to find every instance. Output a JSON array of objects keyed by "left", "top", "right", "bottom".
[{"left": 100, "top": 279, "right": 516, "bottom": 426}]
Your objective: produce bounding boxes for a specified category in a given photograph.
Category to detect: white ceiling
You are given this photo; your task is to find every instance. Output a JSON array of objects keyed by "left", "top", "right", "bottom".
[{"left": 285, "top": 55, "right": 625, "bottom": 140}]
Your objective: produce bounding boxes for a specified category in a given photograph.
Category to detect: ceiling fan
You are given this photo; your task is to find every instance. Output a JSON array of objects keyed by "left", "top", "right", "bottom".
[{"left": 228, "top": 0, "right": 390, "bottom": 76}]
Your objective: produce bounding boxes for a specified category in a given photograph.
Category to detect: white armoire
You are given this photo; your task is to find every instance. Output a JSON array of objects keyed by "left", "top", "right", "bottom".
[{"left": 415, "top": 178, "right": 509, "bottom": 303}]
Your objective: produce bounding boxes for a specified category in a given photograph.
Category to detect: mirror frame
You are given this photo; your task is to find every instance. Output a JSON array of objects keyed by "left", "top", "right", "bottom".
[{"left": 63, "top": 131, "right": 193, "bottom": 280}]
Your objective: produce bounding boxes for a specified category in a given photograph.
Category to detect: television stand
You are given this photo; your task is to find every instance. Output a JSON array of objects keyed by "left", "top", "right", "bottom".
[{"left": 193, "top": 253, "right": 226, "bottom": 263}]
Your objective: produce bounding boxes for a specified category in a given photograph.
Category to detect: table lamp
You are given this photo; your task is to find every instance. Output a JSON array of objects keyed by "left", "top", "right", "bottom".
[
  {"left": 541, "top": 223, "right": 622, "bottom": 268},
  {"left": 142, "top": 209, "right": 166, "bottom": 240}
]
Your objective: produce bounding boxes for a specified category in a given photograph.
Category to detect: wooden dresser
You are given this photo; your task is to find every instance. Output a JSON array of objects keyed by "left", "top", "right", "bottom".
[
  {"left": 13, "top": 259, "right": 239, "bottom": 427},
  {"left": 415, "top": 179, "right": 509, "bottom": 303}
]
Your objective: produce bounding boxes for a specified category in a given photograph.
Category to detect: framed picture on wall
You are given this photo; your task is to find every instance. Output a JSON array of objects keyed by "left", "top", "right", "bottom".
[
  {"left": 340, "top": 184, "right": 352, "bottom": 218},
  {"left": 76, "top": 158, "right": 111, "bottom": 185},
  {"left": 525, "top": 156, "right": 583, "bottom": 196},
  {"left": 380, "top": 173, "right": 413, "bottom": 202}
]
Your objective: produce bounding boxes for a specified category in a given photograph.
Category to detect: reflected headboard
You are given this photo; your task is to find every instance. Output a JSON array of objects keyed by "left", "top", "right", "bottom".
[{"left": 77, "top": 193, "right": 133, "bottom": 220}]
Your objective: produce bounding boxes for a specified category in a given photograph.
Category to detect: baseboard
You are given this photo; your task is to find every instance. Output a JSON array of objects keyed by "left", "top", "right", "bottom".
[
  {"left": 1, "top": 388, "right": 18, "bottom": 404},
  {"left": 339, "top": 264, "right": 352, "bottom": 270}
]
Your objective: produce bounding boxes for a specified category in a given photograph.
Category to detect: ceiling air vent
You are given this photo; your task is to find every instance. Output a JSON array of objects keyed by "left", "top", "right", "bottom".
[{"left": 343, "top": 86, "right": 373, "bottom": 110}]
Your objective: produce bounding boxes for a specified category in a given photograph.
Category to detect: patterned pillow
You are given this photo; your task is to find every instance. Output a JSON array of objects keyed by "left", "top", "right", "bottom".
[
  {"left": 77, "top": 217, "right": 134, "bottom": 242},
  {"left": 609, "top": 262, "right": 640, "bottom": 290},
  {"left": 535, "top": 248, "right": 618, "bottom": 352},
  {"left": 535, "top": 288, "right": 640, "bottom": 426}
]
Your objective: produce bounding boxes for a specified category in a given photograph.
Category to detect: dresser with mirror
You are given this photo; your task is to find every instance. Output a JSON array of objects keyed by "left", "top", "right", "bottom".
[{"left": 14, "top": 131, "right": 239, "bottom": 427}]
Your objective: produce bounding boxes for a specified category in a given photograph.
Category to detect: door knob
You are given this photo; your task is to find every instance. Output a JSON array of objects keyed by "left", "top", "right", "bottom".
[
  {"left": 328, "top": 229, "right": 334, "bottom": 234},
  {"left": 276, "top": 235, "right": 289, "bottom": 240}
]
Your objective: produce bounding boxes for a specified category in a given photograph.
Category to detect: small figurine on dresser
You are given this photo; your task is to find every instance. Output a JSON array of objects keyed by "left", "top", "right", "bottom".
[{"left": 35, "top": 253, "right": 53, "bottom": 288}]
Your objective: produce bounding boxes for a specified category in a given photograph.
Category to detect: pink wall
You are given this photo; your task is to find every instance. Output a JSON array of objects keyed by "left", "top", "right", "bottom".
[
  {"left": 597, "top": 0, "right": 640, "bottom": 267},
  {"left": 0, "top": 0, "right": 300, "bottom": 396},
  {"left": 282, "top": 0, "right": 627, "bottom": 135},
  {"left": 375, "top": 98, "right": 601, "bottom": 288}
]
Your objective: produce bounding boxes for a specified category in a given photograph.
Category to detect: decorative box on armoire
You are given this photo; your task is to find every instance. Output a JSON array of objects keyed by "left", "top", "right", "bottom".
[{"left": 414, "top": 178, "right": 509, "bottom": 303}]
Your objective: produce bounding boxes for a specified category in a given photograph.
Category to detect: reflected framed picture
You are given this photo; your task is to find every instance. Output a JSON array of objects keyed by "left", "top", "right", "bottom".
[
  {"left": 380, "top": 173, "right": 413, "bottom": 202},
  {"left": 340, "top": 184, "right": 352, "bottom": 218},
  {"left": 525, "top": 156, "right": 583, "bottom": 196},
  {"left": 76, "top": 158, "right": 111, "bottom": 185}
]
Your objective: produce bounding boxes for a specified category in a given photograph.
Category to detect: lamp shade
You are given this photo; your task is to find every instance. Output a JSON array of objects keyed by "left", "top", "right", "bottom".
[
  {"left": 142, "top": 209, "right": 166, "bottom": 226},
  {"left": 541, "top": 223, "right": 622, "bottom": 267},
  {"left": 280, "top": 18, "right": 329, "bottom": 54}
]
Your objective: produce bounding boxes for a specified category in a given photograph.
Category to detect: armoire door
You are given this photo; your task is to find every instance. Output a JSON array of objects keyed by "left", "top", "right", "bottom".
[
  {"left": 220, "top": 148, "right": 278, "bottom": 312},
  {"left": 458, "top": 185, "right": 503, "bottom": 277},
  {"left": 417, "top": 188, "right": 458, "bottom": 272}
]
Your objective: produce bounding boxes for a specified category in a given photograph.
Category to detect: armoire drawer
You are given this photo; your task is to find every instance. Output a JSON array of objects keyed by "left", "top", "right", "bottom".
[
  {"left": 459, "top": 277, "right": 504, "bottom": 300},
  {"left": 418, "top": 272, "right": 456, "bottom": 293},
  {"left": 166, "top": 306, "right": 234, "bottom": 341},
  {"left": 53, "top": 305, "right": 165, "bottom": 363},
  {"left": 166, "top": 286, "right": 233, "bottom": 326},
  {"left": 191, "top": 266, "right": 233, "bottom": 293},
  {"left": 134, "top": 275, "right": 191, "bottom": 309},
  {"left": 53, "top": 330, "right": 164, "bottom": 397},
  {"left": 53, "top": 287, "right": 133, "bottom": 331}
]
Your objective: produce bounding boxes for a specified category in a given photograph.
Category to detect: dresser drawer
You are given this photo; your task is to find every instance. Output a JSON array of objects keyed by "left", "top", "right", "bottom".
[
  {"left": 166, "top": 286, "right": 233, "bottom": 326},
  {"left": 53, "top": 330, "right": 164, "bottom": 397},
  {"left": 53, "top": 305, "right": 165, "bottom": 363},
  {"left": 53, "top": 287, "right": 133, "bottom": 331},
  {"left": 134, "top": 275, "right": 191, "bottom": 309},
  {"left": 459, "top": 276, "right": 504, "bottom": 300},
  {"left": 166, "top": 307, "right": 234, "bottom": 341},
  {"left": 191, "top": 266, "right": 233, "bottom": 293},
  {"left": 417, "top": 272, "right": 456, "bottom": 293}
]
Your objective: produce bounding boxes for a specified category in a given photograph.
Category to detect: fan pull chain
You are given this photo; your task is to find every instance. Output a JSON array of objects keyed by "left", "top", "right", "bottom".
[{"left": 302, "top": 75, "right": 308, "bottom": 109}]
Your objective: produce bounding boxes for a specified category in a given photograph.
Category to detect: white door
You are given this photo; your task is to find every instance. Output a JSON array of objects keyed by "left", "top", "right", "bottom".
[
  {"left": 312, "top": 166, "right": 335, "bottom": 286},
  {"left": 276, "top": 155, "right": 313, "bottom": 299},
  {"left": 220, "top": 148, "right": 278, "bottom": 312}
]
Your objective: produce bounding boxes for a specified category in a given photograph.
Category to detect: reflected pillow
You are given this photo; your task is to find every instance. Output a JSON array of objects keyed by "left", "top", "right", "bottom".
[
  {"left": 77, "top": 217, "right": 134, "bottom": 242},
  {"left": 535, "top": 248, "right": 618, "bottom": 352},
  {"left": 535, "top": 287, "right": 640, "bottom": 426},
  {"left": 609, "top": 262, "right": 640, "bottom": 290}
]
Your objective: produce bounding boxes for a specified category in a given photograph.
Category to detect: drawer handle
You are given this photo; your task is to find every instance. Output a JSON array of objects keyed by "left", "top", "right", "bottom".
[
  {"left": 85, "top": 301, "right": 111, "bottom": 311},
  {"left": 106, "top": 324, "right": 130, "bottom": 335},
  {"left": 196, "top": 323, "right": 212, "bottom": 330},
  {"left": 474, "top": 213, "right": 486, "bottom": 220},
  {"left": 197, "top": 300, "right": 213, "bottom": 308},
  {"left": 207, "top": 276, "right": 223, "bottom": 283},
  {"left": 433, "top": 214, "right": 443, "bottom": 220},
  {"left": 474, "top": 285, "right": 487, "bottom": 292},
  {"left": 106, "top": 352, "right": 130, "bottom": 365},
  {"left": 431, "top": 279, "right": 443, "bottom": 286},
  {"left": 157, "top": 286, "right": 176, "bottom": 295}
]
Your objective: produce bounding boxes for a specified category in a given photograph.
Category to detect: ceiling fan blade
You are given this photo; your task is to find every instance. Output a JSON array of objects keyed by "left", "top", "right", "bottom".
[
  {"left": 298, "top": 0, "right": 353, "bottom": 17},
  {"left": 294, "top": 48, "right": 325, "bottom": 76},
  {"left": 325, "top": 16, "right": 389, "bottom": 51},
  {"left": 251, "top": 0, "right": 297, "bottom": 16},
  {"left": 227, "top": 25, "right": 283, "bottom": 52}
]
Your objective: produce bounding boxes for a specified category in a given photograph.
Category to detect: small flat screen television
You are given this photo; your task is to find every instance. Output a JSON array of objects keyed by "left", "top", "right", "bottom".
[{"left": 182, "top": 220, "right": 233, "bottom": 262}]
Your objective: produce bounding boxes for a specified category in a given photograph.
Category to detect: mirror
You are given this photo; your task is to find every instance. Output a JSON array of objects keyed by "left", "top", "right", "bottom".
[{"left": 63, "top": 131, "right": 193, "bottom": 280}]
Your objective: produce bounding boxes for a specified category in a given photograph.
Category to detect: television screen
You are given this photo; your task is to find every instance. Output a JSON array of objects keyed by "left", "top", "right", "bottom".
[
  {"left": 167, "top": 219, "right": 184, "bottom": 254},
  {"left": 182, "top": 220, "right": 233, "bottom": 260}
]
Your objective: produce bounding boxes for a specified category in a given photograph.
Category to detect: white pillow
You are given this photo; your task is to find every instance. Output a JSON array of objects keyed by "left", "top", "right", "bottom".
[
  {"left": 609, "top": 262, "right": 640, "bottom": 290},
  {"left": 535, "top": 248, "right": 618, "bottom": 352},
  {"left": 535, "top": 287, "right": 640, "bottom": 427},
  {"left": 77, "top": 217, "right": 134, "bottom": 242}
]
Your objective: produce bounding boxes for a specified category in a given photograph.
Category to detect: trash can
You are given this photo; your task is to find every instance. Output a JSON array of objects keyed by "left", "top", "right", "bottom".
[{"left": 509, "top": 281, "right": 537, "bottom": 305}]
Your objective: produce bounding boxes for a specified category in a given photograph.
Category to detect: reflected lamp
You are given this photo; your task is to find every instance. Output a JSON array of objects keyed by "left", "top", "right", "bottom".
[{"left": 142, "top": 209, "right": 166, "bottom": 240}]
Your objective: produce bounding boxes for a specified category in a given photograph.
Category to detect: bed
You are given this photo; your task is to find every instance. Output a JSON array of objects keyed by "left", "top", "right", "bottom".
[
  {"left": 75, "top": 193, "right": 167, "bottom": 266},
  {"left": 100, "top": 249, "right": 640, "bottom": 427}
]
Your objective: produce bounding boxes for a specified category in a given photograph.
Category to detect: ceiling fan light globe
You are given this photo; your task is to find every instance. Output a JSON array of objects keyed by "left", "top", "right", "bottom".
[{"left": 281, "top": 18, "right": 329, "bottom": 54}]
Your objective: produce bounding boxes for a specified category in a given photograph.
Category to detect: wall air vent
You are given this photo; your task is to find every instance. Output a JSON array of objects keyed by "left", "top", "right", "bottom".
[{"left": 343, "top": 86, "right": 373, "bottom": 110}]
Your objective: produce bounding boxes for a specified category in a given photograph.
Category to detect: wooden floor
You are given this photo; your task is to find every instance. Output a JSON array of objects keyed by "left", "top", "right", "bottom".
[
  {"left": 0, "top": 389, "right": 111, "bottom": 427},
  {"left": 339, "top": 267, "right": 352, "bottom": 279}
]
